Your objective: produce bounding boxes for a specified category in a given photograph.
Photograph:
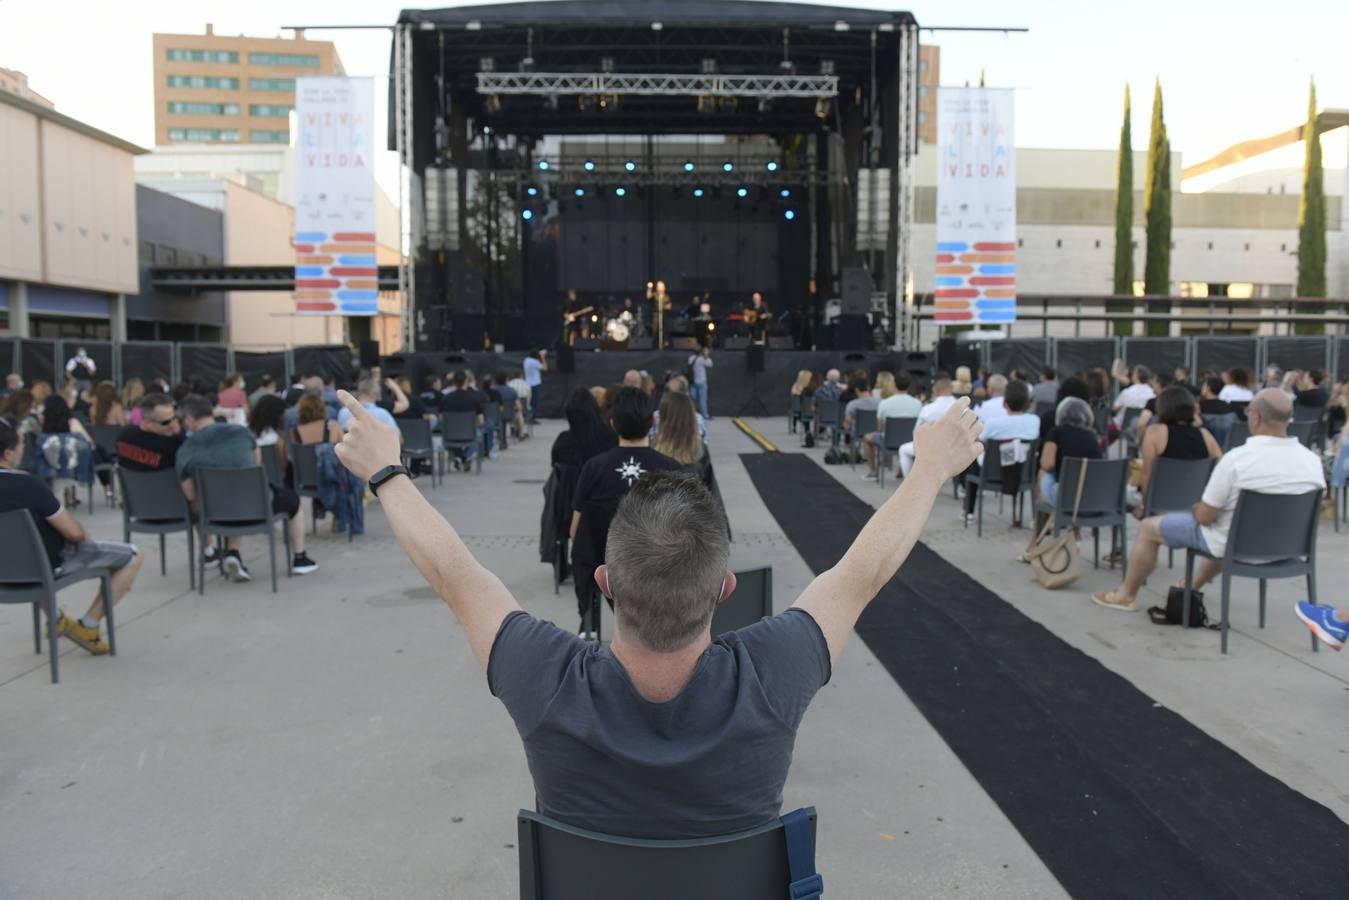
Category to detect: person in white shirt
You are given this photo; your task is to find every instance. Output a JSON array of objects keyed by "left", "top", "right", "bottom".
[
  {"left": 898, "top": 375, "right": 958, "bottom": 479},
  {"left": 65, "top": 347, "right": 97, "bottom": 390},
  {"left": 1219, "top": 367, "right": 1255, "bottom": 403},
  {"left": 961, "top": 380, "right": 1041, "bottom": 522},
  {"left": 861, "top": 372, "right": 922, "bottom": 480},
  {"left": 1091, "top": 389, "right": 1325, "bottom": 612},
  {"left": 976, "top": 374, "right": 1009, "bottom": 423},
  {"left": 1112, "top": 364, "right": 1156, "bottom": 423}
]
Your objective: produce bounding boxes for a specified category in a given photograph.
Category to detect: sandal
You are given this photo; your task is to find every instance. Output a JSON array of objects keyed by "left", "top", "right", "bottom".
[{"left": 1090, "top": 591, "right": 1138, "bottom": 612}]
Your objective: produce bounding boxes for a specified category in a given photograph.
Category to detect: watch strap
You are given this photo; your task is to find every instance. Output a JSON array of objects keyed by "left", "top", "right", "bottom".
[{"left": 369, "top": 464, "right": 411, "bottom": 496}]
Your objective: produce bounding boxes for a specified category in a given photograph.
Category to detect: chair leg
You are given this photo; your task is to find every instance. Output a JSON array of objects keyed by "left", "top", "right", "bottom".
[
  {"left": 1308, "top": 571, "right": 1319, "bottom": 652},
  {"left": 976, "top": 487, "right": 985, "bottom": 539},
  {"left": 32, "top": 601, "right": 41, "bottom": 654},
  {"left": 284, "top": 517, "right": 293, "bottom": 573},
  {"left": 187, "top": 527, "right": 196, "bottom": 592},
  {"left": 46, "top": 593, "right": 59, "bottom": 684},
  {"left": 1119, "top": 521, "right": 1128, "bottom": 582},
  {"left": 103, "top": 574, "right": 116, "bottom": 657},
  {"left": 1220, "top": 572, "right": 1232, "bottom": 655},
  {"left": 160, "top": 534, "right": 167, "bottom": 577},
  {"left": 268, "top": 529, "right": 278, "bottom": 594},
  {"left": 1258, "top": 579, "right": 1266, "bottom": 629},
  {"left": 198, "top": 530, "right": 207, "bottom": 596},
  {"left": 1093, "top": 529, "right": 1100, "bottom": 569},
  {"left": 1183, "top": 551, "right": 1195, "bottom": 628}
]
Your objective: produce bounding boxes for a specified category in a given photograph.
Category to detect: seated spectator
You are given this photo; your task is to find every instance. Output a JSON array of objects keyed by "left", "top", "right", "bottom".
[
  {"left": 1, "top": 373, "right": 20, "bottom": 398},
  {"left": 35, "top": 395, "right": 95, "bottom": 503},
  {"left": 1111, "top": 362, "right": 1156, "bottom": 422},
  {"left": 790, "top": 370, "right": 813, "bottom": 397},
  {"left": 282, "top": 376, "right": 325, "bottom": 430},
  {"left": 1174, "top": 366, "right": 1199, "bottom": 396},
  {"left": 0, "top": 419, "right": 143, "bottom": 654},
  {"left": 1262, "top": 365, "right": 1284, "bottom": 390},
  {"left": 1328, "top": 379, "right": 1349, "bottom": 440},
  {"left": 1131, "top": 370, "right": 1176, "bottom": 440},
  {"left": 248, "top": 374, "right": 278, "bottom": 409},
  {"left": 0, "top": 389, "right": 40, "bottom": 456},
  {"left": 1294, "top": 602, "right": 1349, "bottom": 651},
  {"left": 338, "top": 378, "right": 399, "bottom": 431},
  {"left": 1198, "top": 376, "right": 1232, "bottom": 417},
  {"left": 952, "top": 365, "right": 973, "bottom": 397},
  {"left": 961, "top": 380, "right": 1041, "bottom": 523},
  {"left": 552, "top": 388, "right": 617, "bottom": 468},
  {"left": 507, "top": 371, "right": 532, "bottom": 437},
  {"left": 1092, "top": 389, "right": 1324, "bottom": 612},
  {"left": 1036, "top": 396, "right": 1101, "bottom": 508},
  {"left": 1220, "top": 367, "right": 1254, "bottom": 403},
  {"left": 292, "top": 391, "right": 344, "bottom": 448},
  {"left": 121, "top": 379, "right": 146, "bottom": 426},
  {"left": 248, "top": 393, "right": 289, "bottom": 478},
  {"left": 177, "top": 394, "right": 317, "bottom": 580},
  {"left": 623, "top": 369, "right": 643, "bottom": 389},
  {"left": 651, "top": 375, "right": 708, "bottom": 443},
  {"left": 419, "top": 374, "right": 444, "bottom": 410},
  {"left": 977, "top": 374, "right": 1010, "bottom": 423},
  {"left": 494, "top": 372, "right": 523, "bottom": 438},
  {"left": 480, "top": 374, "right": 503, "bottom": 459},
  {"left": 842, "top": 375, "right": 878, "bottom": 436},
  {"left": 1132, "top": 385, "right": 1222, "bottom": 510},
  {"left": 322, "top": 376, "right": 340, "bottom": 411},
  {"left": 440, "top": 370, "right": 485, "bottom": 470},
  {"left": 862, "top": 372, "right": 922, "bottom": 480},
  {"left": 654, "top": 390, "right": 710, "bottom": 478},
  {"left": 814, "top": 368, "right": 843, "bottom": 406},
  {"left": 1294, "top": 369, "right": 1329, "bottom": 408},
  {"left": 385, "top": 377, "right": 423, "bottom": 420},
  {"left": 328, "top": 388, "right": 982, "bottom": 838},
  {"left": 115, "top": 393, "right": 184, "bottom": 473},
  {"left": 215, "top": 373, "right": 248, "bottom": 424},
  {"left": 570, "top": 387, "right": 681, "bottom": 637},
  {"left": 897, "top": 374, "right": 958, "bottom": 478}
]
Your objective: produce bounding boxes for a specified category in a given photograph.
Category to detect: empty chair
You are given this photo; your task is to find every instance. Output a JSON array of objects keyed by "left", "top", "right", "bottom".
[
  {"left": 1182, "top": 489, "right": 1322, "bottom": 655},
  {"left": 876, "top": 417, "right": 917, "bottom": 489},
  {"left": 1224, "top": 421, "right": 1250, "bottom": 451},
  {"left": 711, "top": 567, "right": 773, "bottom": 636},
  {"left": 118, "top": 467, "right": 196, "bottom": 590},
  {"left": 815, "top": 398, "right": 841, "bottom": 445},
  {"left": 397, "top": 418, "right": 439, "bottom": 488},
  {"left": 441, "top": 411, "right": 482, "bottom": 475},
  {"left": 90, "top": 424, "right": 121, "bottom": 506},
  {"left": 517, "top": 807, "right": 819, "bottom": 900},
  {"left": 848, "top": 409, "right": 878, "bottom": 470},
  {"left": 1038, "top": 457, "right": 1131, "bottom": 577},
  {"left": 1141, "top": 457, "right": 1217, "bottom": 567},
  {"left": 0, "top": 509, "right": 115, "bottom": 684},
  {"left": 964, "top": 439, "right": 1037, "bottom": 537},
  {"left": 193, "top": 466, "right": 291, "bottom": 595}
]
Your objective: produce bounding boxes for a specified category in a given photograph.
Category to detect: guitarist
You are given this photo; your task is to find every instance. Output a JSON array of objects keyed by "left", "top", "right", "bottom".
[
  {"left": 745, "top": 291, "right": 770, "bottom": 342},
  {"left": 563, "top": 288, "right": 594, "bottom": 345}
]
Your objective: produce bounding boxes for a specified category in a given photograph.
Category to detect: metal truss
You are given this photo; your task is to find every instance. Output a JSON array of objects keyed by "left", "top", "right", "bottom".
[{"left": 475, "top": 72, "right": 839, "bottom": 98}]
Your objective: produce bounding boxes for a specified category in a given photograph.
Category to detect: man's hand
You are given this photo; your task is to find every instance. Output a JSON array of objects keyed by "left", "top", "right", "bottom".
[
  {"left": 334, "top": 389, "right": 402, "bottom": 482},
  {"left": 912, "top": 396, "right": 984, "bottom": 480}
]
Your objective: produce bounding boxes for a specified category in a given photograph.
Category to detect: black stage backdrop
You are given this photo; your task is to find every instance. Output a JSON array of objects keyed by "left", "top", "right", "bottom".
[
  {"left": 20, "top": 340, "right": 55, "bottom": 386},
  {"left": 234, "top": 351, "right": 289, "bottom": 391},
  {"left": 119, "top": 342, "right": 174, "bottom": 386},
  {"left": 178, "top": 344, "right": 228, "bottom": 388}
]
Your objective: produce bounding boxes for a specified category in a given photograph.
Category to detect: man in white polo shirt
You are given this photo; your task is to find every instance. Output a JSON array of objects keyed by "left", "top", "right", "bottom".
[
  {"left": 976, "top": 374, "right": 1009, "bottom": 423},
  {"left": 897, "top": 374, "right": 958, "bottom": 479},
  {"left": 1091, "top": 388, "right": 1324, "bottom": 612}
]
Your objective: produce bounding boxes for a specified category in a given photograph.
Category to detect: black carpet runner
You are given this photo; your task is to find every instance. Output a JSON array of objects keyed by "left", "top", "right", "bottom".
[{"left": 744, "top": 453, "right": 1347, "bottom": 900}]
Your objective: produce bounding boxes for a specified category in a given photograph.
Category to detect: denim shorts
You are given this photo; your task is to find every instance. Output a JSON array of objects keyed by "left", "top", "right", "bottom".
[{"left": 1157, "top": 512, "right": 1210, "bottom": 554}]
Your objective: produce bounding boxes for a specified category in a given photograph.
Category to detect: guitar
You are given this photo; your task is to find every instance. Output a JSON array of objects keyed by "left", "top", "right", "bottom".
[{"left": 563, "top": 305, "right": 595, "bottom": 324}]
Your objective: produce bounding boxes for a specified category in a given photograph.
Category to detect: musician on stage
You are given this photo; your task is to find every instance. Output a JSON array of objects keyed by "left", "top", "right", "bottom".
[
  {"left": 563, "top": 288, "right": 590, "bottom": 345},
  {"left": 746, "top": 291, "right": 770, "bottom": 343},
  {"left": 646, "top": 280, "right": 672, "bottom": 349}
]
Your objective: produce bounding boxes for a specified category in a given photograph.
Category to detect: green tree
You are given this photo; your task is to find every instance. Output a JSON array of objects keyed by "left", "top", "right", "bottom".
[
  {"left": 1295, "top": 79, "right": 1327, "bottom": 334},
  {"left": 1110, "top": 84, "right": 1134, "bottom": 336},
  {"left": 1142, "top": 80, "right": 1172, "bottom": 336}
]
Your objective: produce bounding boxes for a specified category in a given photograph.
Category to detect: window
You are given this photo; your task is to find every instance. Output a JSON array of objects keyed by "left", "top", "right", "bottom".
[
  {"left": 166, "top": 49, "right": 238, "bottom": 63},
  {"left": 167, "top": 101, "right": 239, "bottom": 116},
  {"left": 918, "top": 85, "right": 929, "bottom": 99},
  {"left": 249, "top": 77, "right": 296, "bottom": 92},
  {"left": 917, "top": 110, "right": 928, "bottom": 124},
  {"left": 1179, "top": 282, "right": 1209, "bottom": 298},
  {"left": 167, "top": 127, "right": 241, "bottom": 142},
  {"left": 138, "top": 240, "right": 155, "bottom": 264},
  {"left": 157, "top": 246, "right": 178, "bottom": 265},
  {"left": 248, "top": 52, "right": 319, "bottom": 67},
  {"left": 168, "top": 75, "right": 239, "bottom": 89},
  {"left": 249, "top": 104, "right": 292, "bottom": 118},
  {"left": 918, "top": 59, "right": 930, "bottom": 73},
  {"left": 250, "top": 129, "right": 290, "bottom": 143}
]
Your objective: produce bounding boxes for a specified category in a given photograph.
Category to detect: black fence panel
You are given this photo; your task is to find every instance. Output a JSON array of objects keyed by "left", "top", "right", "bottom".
[
  {"left": 119, "top": 343, "right": 174, "bottom": 387},
  {"left": 1194, "top": 337, "right": 1258, "bottom": 378},
  {"left": 1263, "top": 337, "right": 1330, "bottom": 375},
  {"left": 1054, "top": 339, "right": 1117, "bottom": 378},
  {"left": 178, "top": 344, "right": 229, "bottom": 390},
  {"left": 55, "top": 341, "right": 115, "bottom": 385},
  {"left": 1338, "top": 338, "right": 1349, "bottom": 381},
  {"left": 19, "top": 340, "right": 56, "bottom": 385},
  {"left": 1122, "top": 338, "right": 1188, "bottom": 377},
  {"left": 292, "top": 345, "right": 355, "bottom": 388},
  {"left": 234, "top": 351, "right": 289, "bottom": 391},
  {"left": 988, "top": 339, "right": 1049, "bottom": 378},
  {"left": 0, "top": 339, "right": 14, "bottom": 379}
]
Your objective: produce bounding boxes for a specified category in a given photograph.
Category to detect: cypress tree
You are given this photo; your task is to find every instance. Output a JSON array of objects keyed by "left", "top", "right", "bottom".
[
  {"left": 1295, "top": 80, "right": 1327, "bottom": 334},
  {"left": 1111, "top": 84, "right": 1134, "bottom": 336},
  {"left": 1143, "top": 80, "right": 1172, "bottom": 336}
]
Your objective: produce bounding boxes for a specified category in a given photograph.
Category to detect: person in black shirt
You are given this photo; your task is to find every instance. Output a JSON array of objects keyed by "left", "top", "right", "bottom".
[
  {"left": 551, "top": 387, "right": 618, "bottom": 467},
  {"left": 1294, "top": 369, "right": 1329, "bottom": 408},
  {"left": 440, "top": 370, "right": 485, "bottom": 469},
  {"left": 569, "top": 387, "right": 680, "bottom": 638},
  {"left": 115, "top": 393, "right": 184, "bottom": 473},
  {"left": 1036, "top": 396, "right": 1102, "bottom": 509}
]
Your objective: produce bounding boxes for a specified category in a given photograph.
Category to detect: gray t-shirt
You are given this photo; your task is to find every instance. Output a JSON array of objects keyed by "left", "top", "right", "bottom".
[{"left": 488, "top": 608, "right": 831, "bottom": 839}]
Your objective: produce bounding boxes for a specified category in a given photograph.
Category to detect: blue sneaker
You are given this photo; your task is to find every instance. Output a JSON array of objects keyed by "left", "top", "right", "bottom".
[{"left": 1294, "top": 602, "right": 1346, "bottom": 650}]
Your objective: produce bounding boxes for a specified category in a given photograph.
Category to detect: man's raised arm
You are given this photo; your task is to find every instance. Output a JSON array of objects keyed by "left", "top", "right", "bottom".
[
  {"left": 793, "top": 397, "right": 983, "bottom": 666},
  {"left": 333, "top": 390, "right": 520, "bottom": 670}
]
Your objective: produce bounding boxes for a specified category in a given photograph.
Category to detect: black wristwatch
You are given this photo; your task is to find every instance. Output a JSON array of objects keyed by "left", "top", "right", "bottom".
[{"left": 368, "top": 464, "right": 411, "bottom": 496}]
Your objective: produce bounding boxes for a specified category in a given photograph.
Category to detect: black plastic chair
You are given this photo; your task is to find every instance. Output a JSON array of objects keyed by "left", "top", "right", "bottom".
[
  {"left": 798, "top": 394, "right": 815, "bottom": 435},
  {"left": 1182, "top": 489, "right": 1322, "bottom": 655},
  {"left": 711, "top": 567, "right": 773, "bottom": 636},
  {"left": 193, "top": 466, "right": 291, "bottom": 595},
  {"left": 397, "top": 418, "right": 439, "bottom": 488},
  {"left": 1224, "top": 421, "right": 1250, "bottom": 451},
  {"left": 289, "top": 442, "right": 323, "bottom": 534},
  {"left": 787, "top": 393, "right": 802, "bottom": 433},
  {"left": 1038, "top": 457, "right": 1131, "bottom": 578},
  {"left": 963, "top": 439, "right": 1037, "bottom": 537},
  {"left": 1120, "top": 407, "right": 1144, "bottom": 458},
  {"left": 517, "top": 807, "right": 819, "bottom": 900},
  {"left": 118, "top": 467, "right": 196, "bottom": 590},
  {"left": 1332, "top": 442, "right": 1349, "bottom": 534},
  {"left": 90, "top": 425, "right": 121, "bottom": 506},
  {"left": 441, "top": 411, "right": 482, "bottom": 475},
  {"left": 1141, "top": 457, "right": 1216, "bottom": 568},
  {"left": 815, "top": 398, "right": 841, "bottom": 446},
  {"left": 0, "top": 509, "right": 115, "bottom": 684},
  {"left": 1288, "top": 420, "right": 1317, "bottom": 449},
  {"left": 876, "top": 417, "right": 917, "bottom": 489},
  {"left": 848, "top": 408, "right": 878, "bottom": 471}
]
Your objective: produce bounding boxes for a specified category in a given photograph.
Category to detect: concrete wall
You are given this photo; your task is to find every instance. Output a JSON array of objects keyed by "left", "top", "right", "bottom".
[
  {"left": 129, "top": 184, "right": 227, "bottom": 326},
  {"left": 0, "top": 101, "right": 42, "bottom": 283}
]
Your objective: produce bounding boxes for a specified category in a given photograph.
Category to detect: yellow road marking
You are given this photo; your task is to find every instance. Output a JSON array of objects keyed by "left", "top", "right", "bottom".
[{"left": 732, "top": 418, "right": 778, "bottom": 452}]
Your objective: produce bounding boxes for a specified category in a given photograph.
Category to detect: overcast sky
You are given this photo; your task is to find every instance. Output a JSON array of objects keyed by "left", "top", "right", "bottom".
[{"left": 1, "top": 0, "right": 1340, "bottom": 195}]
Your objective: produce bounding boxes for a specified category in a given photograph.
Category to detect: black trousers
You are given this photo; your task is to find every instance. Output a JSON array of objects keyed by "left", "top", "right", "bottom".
[{"left": 572, "top": 564, "right": 614, "bottom": 636}]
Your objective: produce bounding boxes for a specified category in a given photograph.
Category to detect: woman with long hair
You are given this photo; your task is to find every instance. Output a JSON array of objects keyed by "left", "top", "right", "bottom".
[
  {"left": 653, "top": 390, "right": 705, "bottom": 467},
  {"left": 1135, "top": 385, "right": 1221, "bottom": 507},
  {"left": 552, "top": 387, "right": 618, "bottom": 467},
  {"left": 37, "top": 394, "right": 96, "bottom": 503},
  {"left": 1220, "top": 367, "right": 1254, "bottom": 402},
  {"left": 91, "top": 381, "right": 125, "bottom": 427},
  {"left": 790, "top": 370, "right": 813, "bottom": 397},
  {"left": 122, "top": 378, "right": 146, "bottom": 426},
  {"left": 874, "top": 371, "right": 897, "bottom": 400}
]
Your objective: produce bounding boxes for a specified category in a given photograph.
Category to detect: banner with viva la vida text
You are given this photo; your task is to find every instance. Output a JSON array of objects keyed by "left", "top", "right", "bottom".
[
  {"left": 934, "top": 87, "right": 1016, "bottom": 325},
  {"left": 294, "top": 77, "right": 377, "bottom": 316}
]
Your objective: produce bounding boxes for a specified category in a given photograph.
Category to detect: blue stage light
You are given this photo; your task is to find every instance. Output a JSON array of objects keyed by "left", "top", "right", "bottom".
[
  {"left": 692, "top": 187, "right": 705, "bottom": 198},
  {"left": 521, "top": 209, "right": 534, "bottom": 221},
  {"left": 683, "top": 161, "right": 695, "bottom": 172},
  {"left": 583, "top": 160, "right": 596, "bottom": 171},
  {"left": 780, "top": 188, "right": 791, "bottom": 198},
  {"left": 784, "top": 209, "right": 796, "bottom": 220},
  {"left": 766, "top": 160, "right": 779, "bottom": 172},
  {"left": 615, "top": 186, "right": 627, "bottom": 197},
  {"left": 624, "top": 160, "right": 636, "bottom": 172},
  {"left": 574, "top": 187, "right": 585, "bottom": 197},
  {"left": 538, "top": 160, "right": 550, "bottom": 170},
  {"left": 526, "top": 185, "right": 539, "bottom": 196},
  {"left": 722, "top": 161, "right": 734, "bottom": 172},
  {"left": 736, "top": 186, "right": 749, "bottom": 198}
]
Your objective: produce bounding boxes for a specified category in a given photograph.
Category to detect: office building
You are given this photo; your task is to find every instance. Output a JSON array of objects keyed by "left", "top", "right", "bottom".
[{"left": 0, "top": 67, "right": 55, "bottom": 110}]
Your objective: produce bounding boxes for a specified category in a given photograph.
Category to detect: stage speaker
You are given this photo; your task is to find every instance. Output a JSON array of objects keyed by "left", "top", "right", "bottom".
[
  {"left": 722, "top": 335, "right": 751, "bottom": 351},
  {"left": 574, "top": 338, "right": 599, "bottom": 352},
  {"left": 555, "top": 345, "right": 575, "bottom": 374},
  {"left": 768, "top": 335, "right": 795, "bottom": 351},
  {"left": 671, "top": 337, "right": 699, "bottom": 351},
  {"left": 358, "top": 340, "right": 381, "bottom": 370},
  {"left": 627, "top": 336, "right": 654, "bottom": 351},
  {"left": 746, "top": 345, "right": 765, "bottom": 373},
  {"left": 935, "top": 339, "right": 981, "bottom": 375},
  {"left": 841, "top": 266, "right": 872, "bottom": 316},
  {"left": 834, "top": 314, "right": 869, "bottom": 351},
  {"left": 380, "top": 354, "right": 406, "bottom": 379}
]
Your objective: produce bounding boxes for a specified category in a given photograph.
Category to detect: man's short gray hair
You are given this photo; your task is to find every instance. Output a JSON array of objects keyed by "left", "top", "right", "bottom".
[
  {"left": 356, "top": 377, "right": 378, "bottom": 400},
  {"left": 1249, "top": 388, "right": 1292, "bottom": 427},
  {"left": 605, "top": 472, "right": 730, "bottom": 652},
  {"left": 1056, "top": 396, "right": 1095, "bottom": 431},
  {"left": 986, "top": 374, "right": 1008, "bottom": 396}
]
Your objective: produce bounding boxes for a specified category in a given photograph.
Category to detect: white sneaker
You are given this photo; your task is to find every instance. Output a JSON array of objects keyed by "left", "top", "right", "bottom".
[
  {"left": 222, "top": 553, "right": 251, "bottom": 583},
  {"left": 861, "top": 471, "right": 878, "bottom": 481}
]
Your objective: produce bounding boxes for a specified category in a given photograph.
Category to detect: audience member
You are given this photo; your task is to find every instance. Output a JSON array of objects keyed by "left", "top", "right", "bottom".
[
  {"left": 1092, "top": 389, "right": 1323, "bottom": 612},
  {"left": 1261, "top": 365, "right": 1284, "bottom": 390},
  {"left": 91, "top": 381, "right": 126, "bottom": 428},
  {"left": 1198, "top": 376, "right": 1232, "bottom": 416},
  {"left": 1112, "top": 363, "right": 1155, "bottom": 421},
  {"left": 441, "top": 371, "right": 485, "bottom": 469},
  {"left": 523, "top": 350, "right": 547, "bottom": 423},
  {"left": 961, "top": 379, "right": 1041, "bottom": 523},
  {"left": 1, "top": 373, "right": 20, "bottom": 398},
  {"left": 653, "top": 390, "right": 707, "bottom": 469},
  {"left": 952, "top": 366, "right": 973, "bottom": 397},
  {"left": 1294, "top": 369, "right": 1329, "bottom": 408},
  {"left": 688, "top": 346, "right": 713, "bottom": 420},
  {"left": 248, "top": 394, "right": 289, "bottom": 471},
  {"left": 622, "top": 369, "right": 643, "bottom": 389},
  {"left": 790, "top": 370, "right": 813, "bottom": 397},
  {"left": 815, "top": 368, "right": 843, "bottom": 406},
  {"left": 248, "top": 374, "right": 278, "bottom": 408},
  {"left": 217, "top": 374, "right": 248, "bottom": 411},
  {"left": 842, "top": 375, "right": 878, "bottom": 436},
  {"left": 1294, "top": 602, "right": 1348, "bottom": 651},
  {"left": 552, "top": 388, "right": 618, "bottom": 468},
  {"left": 860, "top": 372, "right": 922, "bottom": 480},
  {"left": 1174, "top": 366, "right": 1199, "bottom": 396},
  {"left": 1133, "top": 385, "right": 1222, "bottom": 509},
  {"left": 897, "top": 375, "right": 958, "bottom": 478},
  {"left": 64, "top": 346, "right": 97, "bottom": 389},
  {"left": 121, "top": 379, "right": 146, "bottom": 426},
  {"left": 1028, "top": 369, "right": 1059, "bottom": 408},
  {"left": 1220, "top": 367, "right": 1254, "bottom": 403},
  {"left": 977, "top": 374, "right": 1009, "bottom": 422},
  {"left": 338, "top": 378, "right": 399, "bottom": 431},
  {"left": 1036, "top": 396, "right": 1101, "bottom": 508},
  {"left": 115, "top": 393, "right": 183, "bottom": 473},
  {"left": 0, "top": 418, "right": 143, "bottom": 654},
  {"left": 37, "top": 395, "right": 96, "bottom": 502}
]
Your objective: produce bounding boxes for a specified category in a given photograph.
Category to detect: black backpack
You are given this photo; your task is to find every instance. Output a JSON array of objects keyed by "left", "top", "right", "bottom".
[{"left": 1148, "top": 586, "right": 1220, "bottom": 629}]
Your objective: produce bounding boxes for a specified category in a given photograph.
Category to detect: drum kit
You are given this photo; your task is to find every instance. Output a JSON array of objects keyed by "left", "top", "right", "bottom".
[{"left": 604, "top": 309, "right": 636, "bottom": 344}]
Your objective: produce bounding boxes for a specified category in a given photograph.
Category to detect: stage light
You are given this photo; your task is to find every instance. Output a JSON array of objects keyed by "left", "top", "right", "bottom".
[
  {"left": 526, "top": 185, "right": 539, "bottom": 197},
  {"left": 575, "top": 187, "right": 585, "bottom": 197},
  {"left": 615, "top": 186, "right": 627, "bottom": 197},
  {"left": 692, "top": 187, "right": 705, "bottom": 198},
  {"left": 780, "top": 188, "right": 791, "bottom": 198},
  {"left": 590, "top": 314, "right": 599, "bottom": 323},
  {"left": 766, "top": 161, "right": 779, "bottom": 172},
  {"left": 683, "top": 161, "right": 695, "bottom": 172},
  {"left": 784, "top": 209, "right": 797, "bottom": 220},
  {"left": 736, "top": 186, "right": 748, "bottom": 198},
  {"left": 708, "top": 322, "right": 717, "bottom": 332},
  {"left": 538, "top": 160, "right": 550, "bottom": 171},
  {"left": 521, "top": 209, "right": 534, "bottom": 221},
  {"left": 624, "top": 160, "right": 636, "bottom": 172},
  {"left": 583, "top": 160, "right": 596, "bottom": 171},
  {"left": 722, "top": 161, "right": 734, "bottom": 172}
]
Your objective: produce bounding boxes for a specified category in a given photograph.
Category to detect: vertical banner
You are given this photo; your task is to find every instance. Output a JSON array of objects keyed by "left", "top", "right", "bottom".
[
  {"left": 294, "top": 77, "right": 377, "bottom": 316},
  {"left": 935, "top": 87, "right": 1016, "bottom": 324}
]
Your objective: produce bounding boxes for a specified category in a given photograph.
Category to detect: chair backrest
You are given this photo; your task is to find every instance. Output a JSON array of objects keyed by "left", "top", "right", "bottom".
[
  {"left": 851, "top": 408, "right": 878, "bottom": 437},
  {"left": 1055, "top": 457, "right": 1128, "bottom": 516},
  {"left": 1035, "top": 401, "right": 1056, "bottom": 421},
  {"left": 816, "top": 398, "right": 840, "bottom": 428},
  {"left": 978, "top": 438, "right": 1008, "bottom": 488},
  {"left": 1292, "top": 404, "right": 1323, "bottom": 424},
  {"left": 788, "top": 393, "right": 801, "bottom": 415},
  {"left": 1288, "top": 420, "right": 1317, "bottom": 448},
  {"left": 290, "top": 442, "right": 320, "bottom": 491},
  {"left": 442, "top": 410, "right": 478, "bottom": 443},
  {"left": 1225, "top": 489, "right": 1322, "bottom": 563},
  {"left": 195, "top": 466, "right": 271, "bottom": 524},
  {"left": 711, "top": 567, "right": 773, "bottom": 636},
  {"left": 1120, "top": 406, "right": 1142, "bottom": 433},
  {"left": 1225, "top": 421, "right": 1250, "bottom": 450},
  {"left": 1229, "top": 400, "right": 1250, "bottom": 421},
  {"left": 882, "top": 416, "right": 916, "bottom": 451},
  {"left": 1143, "top": 456, "right": 1216, "bottom": 515},
  {"left": 0, "top": 509, "right": 55, "bottom": 587},
  {"left": 90, "top": 424, "right": 122, "bottom": 457},
  {"left": 397, "top": 417, "right": 434, "bottom": 452},
  {"left": 258, "top": 443, "right": 284, "bottom": 486},
  {"left": 118, "top": 467, "right": 191, "bottom": 523},
  {"left": 517, "top": 807, "right": 816, "bottom": 900},
  {"left": 1333, "top": 442, "right": 1349, "bottom": 489}
]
